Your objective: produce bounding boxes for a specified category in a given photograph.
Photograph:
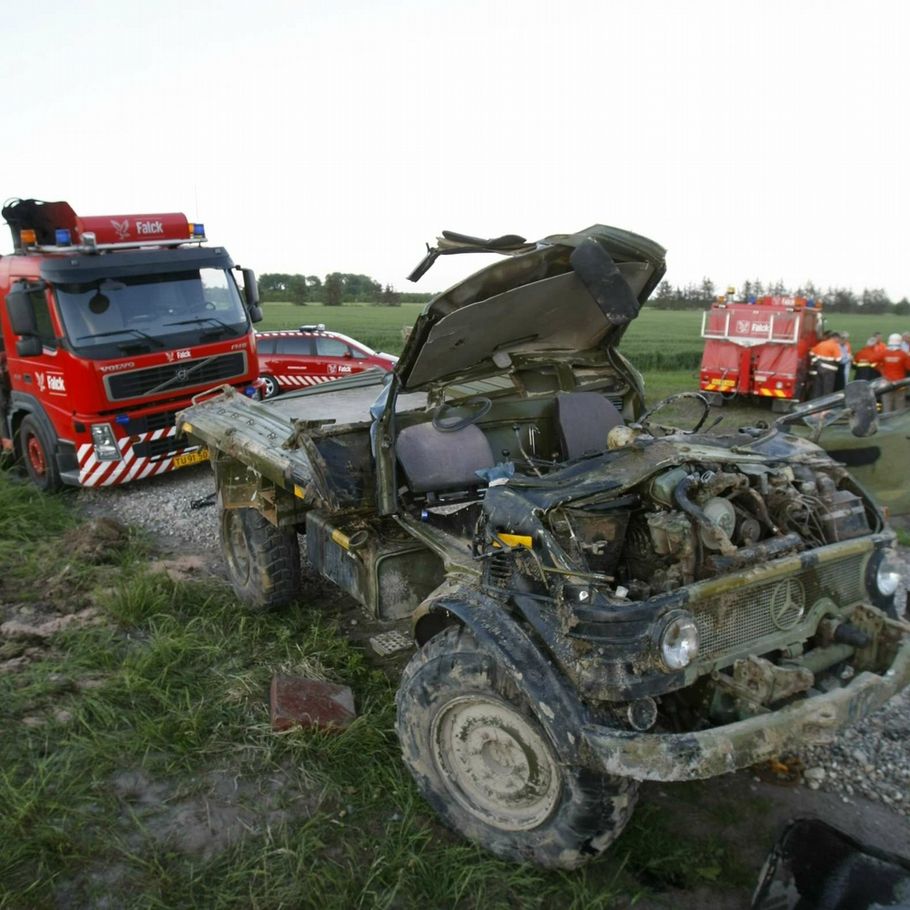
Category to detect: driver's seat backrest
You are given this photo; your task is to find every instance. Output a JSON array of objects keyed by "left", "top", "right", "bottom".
[
  {"left": 555, "top": 392, "right": 624, "bottom": 460},
  {"left": 397, "top": 422, "right": 495, "bottom": 493}
]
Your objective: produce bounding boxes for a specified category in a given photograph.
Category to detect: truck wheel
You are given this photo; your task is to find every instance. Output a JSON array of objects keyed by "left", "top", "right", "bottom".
[
  {"left": 219, "top": 507, "right": 302, "bottom": 611},
  {"left": 261, "top": 375, "right": 280, "bottom": 399},
  {"left": 19, "top": 416, "right": 62, "bottom": 492},
  {"left": 395, "top": 625, "right": 638, "bottom": 869}
]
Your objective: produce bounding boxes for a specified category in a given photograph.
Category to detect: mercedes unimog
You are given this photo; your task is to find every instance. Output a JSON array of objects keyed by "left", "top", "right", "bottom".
[{"left": 179, "top": 226, "right": 910, "bottom": 869}]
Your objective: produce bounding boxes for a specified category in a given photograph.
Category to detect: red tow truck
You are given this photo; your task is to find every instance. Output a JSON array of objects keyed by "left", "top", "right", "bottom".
[
  {"left": 0, "top": 198, "right": 262, "bottom": 490},
  {"left": 699, "top": 293, "right": 823, "bottom": 405}
]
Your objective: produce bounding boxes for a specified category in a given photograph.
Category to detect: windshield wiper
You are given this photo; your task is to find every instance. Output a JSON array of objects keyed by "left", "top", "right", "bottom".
[
  {"left": 75, "top": 328, "right": 165, "bottom": 348},
  {"left": 164, "top": 317, "right": 241, "bottom": 337}
]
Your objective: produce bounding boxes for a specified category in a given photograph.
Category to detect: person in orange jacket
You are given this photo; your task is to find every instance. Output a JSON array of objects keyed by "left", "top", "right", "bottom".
[
  {"left": 809, "top": 332, "right": 843, "bottom": 397},
  {"left": 870, "top": 333, "right": 910, "bottom": 412},
  {"left": 852, "top": 336, "right": 883, "bottom": 381}
]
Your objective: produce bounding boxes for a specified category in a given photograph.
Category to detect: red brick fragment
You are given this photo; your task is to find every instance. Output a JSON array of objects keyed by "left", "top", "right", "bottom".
[{"left": 270, "top": 675, "right": 356, "bottom": 732}]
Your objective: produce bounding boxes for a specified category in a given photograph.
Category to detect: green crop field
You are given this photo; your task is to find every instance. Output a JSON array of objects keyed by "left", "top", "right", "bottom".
[
  {"left": 258, "top": 302, "right": 424, "bottom": 356},
  {"left": 258, "top": 302, "right": 909, "bottom": 406}
]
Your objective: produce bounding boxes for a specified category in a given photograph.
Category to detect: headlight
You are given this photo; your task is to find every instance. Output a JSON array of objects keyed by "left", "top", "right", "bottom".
[
  {"left": 657, "top": 611, "right": 700, "bottom": 670},
  {"left": 90, "top": 423, "right": 122, "bottom": 462},
  {"left": 875, "top": 552, "right": 903, "bottom": 597}
]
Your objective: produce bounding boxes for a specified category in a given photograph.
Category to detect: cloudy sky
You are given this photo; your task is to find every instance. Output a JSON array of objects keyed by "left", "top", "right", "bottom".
[{"left": 3, "top": 0, "right": 909, "bottom": 299}]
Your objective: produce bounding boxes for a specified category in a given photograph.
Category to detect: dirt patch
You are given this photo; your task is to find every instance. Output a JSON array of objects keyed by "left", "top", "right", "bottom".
[
  {"left": 109, "top": 766, "right": 325, "bottom": 861},
  {"left": 147, "top": 554, "right": 212, "bottom": 583},
  {"left": 62, "top": 517, "right": 131, "bottom": 564}
]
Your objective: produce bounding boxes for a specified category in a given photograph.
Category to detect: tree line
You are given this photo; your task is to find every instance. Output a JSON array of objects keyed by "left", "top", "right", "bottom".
[
  {"left": 653, "top": 278, "right": 910, "bottom": 314},
  {"left": 258, "top": 272, "right": 434, "bottom": 307}
]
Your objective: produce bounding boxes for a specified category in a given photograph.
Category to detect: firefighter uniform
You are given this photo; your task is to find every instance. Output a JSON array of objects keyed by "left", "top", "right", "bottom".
[
  {"left": 852, "top": 341, "right": 882, "bottom": 382},
  {"left": 871, "top": 336, "right": 910, "bottom": 412},
  {"left": 809, "top": 336, "right": 842, "bottom": 398}
]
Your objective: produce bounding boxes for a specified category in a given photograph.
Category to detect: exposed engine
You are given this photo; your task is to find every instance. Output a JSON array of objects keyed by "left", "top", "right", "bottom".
[
  {"left": 604, "top": 461, "right": 873, "bottom": 599},
  {"left": 481, "top": 449, "right": 877, "bottom": 602}
]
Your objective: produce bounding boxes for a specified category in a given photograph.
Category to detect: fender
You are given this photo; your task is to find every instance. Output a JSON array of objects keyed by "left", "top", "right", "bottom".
[
  {"left": 418, "top": 587, "right": 591, "bottom": 765},
  {"left": 8, "top": 391, "right": 78, "bottom": 477},
  {"left": 9, "top": 390, "right": 58, "bottom": 447}
]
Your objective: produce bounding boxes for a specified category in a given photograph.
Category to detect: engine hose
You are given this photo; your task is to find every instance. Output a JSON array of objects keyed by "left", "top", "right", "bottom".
[
  {"left": 704, "top": 532, "right": 803, "bottom": 573},
  {"left": 674, "top": 474, "right": 736, "bottom": 555},
  {"left": 736, "top": 487, "right": 778, "bottom": 534}
]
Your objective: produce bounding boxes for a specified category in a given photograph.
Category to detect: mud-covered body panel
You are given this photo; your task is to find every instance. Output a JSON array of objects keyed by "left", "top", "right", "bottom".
[{"left": 182, "top": 225, "right": 909, "bottom": 794}]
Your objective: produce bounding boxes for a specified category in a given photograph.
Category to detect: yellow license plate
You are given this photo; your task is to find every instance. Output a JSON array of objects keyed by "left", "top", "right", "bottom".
[{"left": 173, "top": 448, "right": 209, "bottom": 469}]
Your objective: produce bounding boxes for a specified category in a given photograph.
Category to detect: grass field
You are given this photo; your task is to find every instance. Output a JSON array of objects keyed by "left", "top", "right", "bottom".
[{"left": 0, "top": 475, "right": 756, "bottom": 908}]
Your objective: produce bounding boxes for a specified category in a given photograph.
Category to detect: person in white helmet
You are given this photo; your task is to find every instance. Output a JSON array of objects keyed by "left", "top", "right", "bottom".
[{"left": 871, "top": 334, "right": 910, "bottom": 412}]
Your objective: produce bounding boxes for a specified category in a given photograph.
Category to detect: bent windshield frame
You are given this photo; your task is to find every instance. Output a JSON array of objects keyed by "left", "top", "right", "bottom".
[{"left": 53, "top": 268, "right": 249, "bottom": 359}]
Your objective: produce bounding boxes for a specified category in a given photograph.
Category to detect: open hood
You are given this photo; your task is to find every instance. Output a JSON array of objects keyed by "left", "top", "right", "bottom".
[{"left": 396, "top": 225, "right": 666, "bottom": 392}]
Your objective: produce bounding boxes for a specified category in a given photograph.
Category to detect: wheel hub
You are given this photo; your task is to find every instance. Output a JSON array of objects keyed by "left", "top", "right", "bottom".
[
  {"left": 26, "top": 434, "right": 47, "bottom": 477},
  {"left": 431, "top": 695, "right": 560, "bottom": 831}
]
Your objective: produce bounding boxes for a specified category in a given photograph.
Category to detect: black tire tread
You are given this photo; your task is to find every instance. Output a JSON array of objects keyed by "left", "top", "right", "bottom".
[
  {"left": 219, "top": 507, "right": 302, "bottom": 611},
  {"left": 19, "top": 415, "right": 62, "bottom": 492},
  {"left": 395, "top": 625, "right": 638, "bottom": 869}
]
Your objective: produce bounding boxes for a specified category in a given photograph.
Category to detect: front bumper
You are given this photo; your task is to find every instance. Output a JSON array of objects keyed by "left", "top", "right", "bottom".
[{"left": 582, "top": 623, "right": 910, "bottom": 782}]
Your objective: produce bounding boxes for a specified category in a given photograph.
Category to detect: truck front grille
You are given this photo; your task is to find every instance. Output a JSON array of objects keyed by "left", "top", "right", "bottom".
[
  {"left": 104, "top": 352, "right": 247, "bottom": 401},
  {"left": 133, "top": 433, "right": 191, "bottom": 461},
  {"left": 691, "top": 552, "right": 867, "bottom": 663}
]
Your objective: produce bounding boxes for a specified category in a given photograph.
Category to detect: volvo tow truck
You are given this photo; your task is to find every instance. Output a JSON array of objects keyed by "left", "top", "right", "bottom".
[{"left": 0, "top": 198, "right": 262, "bottom": 490}]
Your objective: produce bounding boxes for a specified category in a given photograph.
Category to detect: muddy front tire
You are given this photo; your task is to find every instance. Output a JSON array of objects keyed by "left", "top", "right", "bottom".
[
  {"left": 219, "top": 507, "right": 302, "bottom": 611},
  {"left": 19, "top": 415, "right": 62, "bottom": 492},
  {"left": 395, "top": 625, "right": 638, "bottom": 869}
]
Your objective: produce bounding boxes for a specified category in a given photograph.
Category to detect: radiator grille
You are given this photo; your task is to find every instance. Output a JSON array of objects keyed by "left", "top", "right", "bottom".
[
  {"left": 123, "top": 410, "right": 177, "bottom": 435},
  {"left": 104, "top": 352, "right": 247, "bottom": 401},
  {"left": 133, "top": 433, "right": 190, "bottom": 460},
  {"left": 692, "top": 553, "right": 866, "bottom": 661}
]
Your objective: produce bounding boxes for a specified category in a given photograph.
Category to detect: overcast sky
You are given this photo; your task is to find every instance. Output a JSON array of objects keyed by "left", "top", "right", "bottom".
[{"left": 3, "top": 0, "right": 909, "bottom": 299}]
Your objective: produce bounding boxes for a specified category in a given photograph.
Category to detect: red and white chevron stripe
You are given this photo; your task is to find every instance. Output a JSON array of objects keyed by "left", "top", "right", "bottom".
[
  {"left": 76, "top": 426, "right": 191, "bottom": 487},
  {"left": 276, "top": 374, "right": 335, "bottom": 389}
]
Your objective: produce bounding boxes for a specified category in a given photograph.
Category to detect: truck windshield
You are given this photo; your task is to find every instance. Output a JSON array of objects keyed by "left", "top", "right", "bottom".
[{"left": 53, "top": 268, "right": 249, "bottom": 358}]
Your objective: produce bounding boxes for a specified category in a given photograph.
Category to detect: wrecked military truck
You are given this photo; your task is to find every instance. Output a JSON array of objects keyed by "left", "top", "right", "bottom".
[{"left": 179, "top": 226, "right": 910, "bottom": 869}]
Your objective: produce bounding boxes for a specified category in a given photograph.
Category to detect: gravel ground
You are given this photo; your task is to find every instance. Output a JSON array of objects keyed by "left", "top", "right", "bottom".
[
  {"left": 76, "top": 467, "right": 910, "bottom": 819},
  {"left": 77, "top": 464, "right": 220, "bottom": 554}
]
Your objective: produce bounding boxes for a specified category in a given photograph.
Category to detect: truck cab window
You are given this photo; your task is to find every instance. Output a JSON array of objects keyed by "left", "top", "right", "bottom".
[{"left": 31, "top": 289, "right": 57, "bottom": 349}]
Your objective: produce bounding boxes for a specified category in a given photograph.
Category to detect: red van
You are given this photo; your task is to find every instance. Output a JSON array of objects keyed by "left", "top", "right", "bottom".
[{"left": 255, "top": 324, "right": 397, "bottom": 398}]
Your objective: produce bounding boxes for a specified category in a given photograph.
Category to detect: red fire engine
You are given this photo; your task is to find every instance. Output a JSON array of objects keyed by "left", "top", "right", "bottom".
[
  {"left": 0, "top": 198, "right": 262, "bottom": 490},
  {"left": 699, "top": 294, "right": 823, "bottom": 405}
]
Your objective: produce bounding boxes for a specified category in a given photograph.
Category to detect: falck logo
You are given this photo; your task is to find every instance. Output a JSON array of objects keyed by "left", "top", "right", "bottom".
[
  {"left": 110, "top": 219, "right": 131, "bottom": 241},
  {"left": 35, "top": 371, "right": 46, "bottom": 392}
]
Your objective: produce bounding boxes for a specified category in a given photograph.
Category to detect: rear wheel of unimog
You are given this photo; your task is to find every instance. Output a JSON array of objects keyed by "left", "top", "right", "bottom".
[
  {"left": 261, "top": 375, "right": 280, "bottom": 399},
  {"left": 19, "top": 415, "right": 61, "bottom": 492},
  {"left": 219, "top": 507, "right": 302, "bottom": 611},
  {"left": 395, "top": 625, "right": 638, "bottom": 869}
]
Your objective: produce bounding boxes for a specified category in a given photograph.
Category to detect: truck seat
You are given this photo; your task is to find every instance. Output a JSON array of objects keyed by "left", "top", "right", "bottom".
[
  {"left": 396, "top": 422, "right": 495, "bottom": 493},
  {"left": 555, "top": 391, "right": 624, "bottom": 460}
]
